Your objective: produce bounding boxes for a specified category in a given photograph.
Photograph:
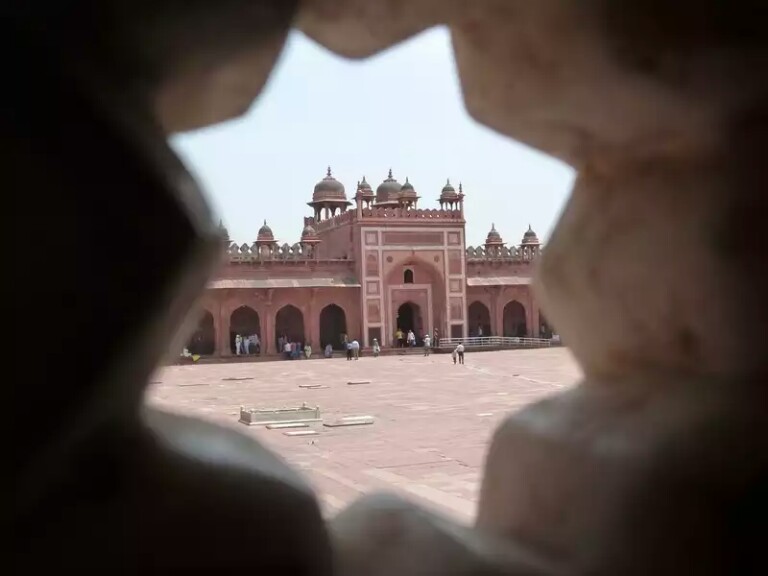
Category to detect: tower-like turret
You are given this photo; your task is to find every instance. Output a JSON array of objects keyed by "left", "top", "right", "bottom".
[{"left": 307, "top": 166, "right": 351, "bottom": 221}]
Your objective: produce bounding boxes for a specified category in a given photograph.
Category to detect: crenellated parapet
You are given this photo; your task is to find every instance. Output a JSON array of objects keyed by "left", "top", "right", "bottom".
[
  {"left": 466, "top": 244, "right": 541, "bottom": 262},
  {"left": 225, "top": 241, "right": 334, "bottom": 263}
]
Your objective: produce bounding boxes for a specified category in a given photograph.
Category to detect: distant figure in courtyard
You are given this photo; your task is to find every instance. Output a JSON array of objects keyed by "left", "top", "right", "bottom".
[
  {"left": 304, "top": 342, "right": 312, "bottom": 359},
  {"left": 235, "top": 334, "right": 243, "bottom": 355},
  {"left": 346, "top": 340, "right": 353, "bottom": 361},
  {"left": 341, "top": 333, "right": 348, "bottom": 348},
  {"left": 324, "top": 343, "right": 333, "bottom": 358},
  {"left": 423, "top": 333, "right": 431, "bottom": 356},
  {"left": 351, "top": 339, "right": 360, "bottom": 360},
  {"left": 372, "top": 338, "right": 380, "bottom": 357},
  {"left": 433, "top": 328, "right": 439, "bottom": 349},
  {"left": 478, "top": 325, "right": 484, "bottom": 337},
  {"left": 395, "top": 328, "right": 404, "bottom": 348},
  {"left": 251, "top": 333, "right": 260, "bottom": 354},
  {"left": 291, "top": 342, "right": 301, "bottom": 360},
  {"left": 456, "top": 342, "right": 465, "bottom": 364},
  {"left": 278, "top": 335, "right": 285, "bottom": 354},
  {"left": 243, "top": 335, "right": 251, "bottom": 354},
  {"left": 452, "top": 346, "right": 458, "bottom": 364},
  {"left": 283, "top": 340, "right": 291, "bottom": 359},
  {"left": 407, "top": 330, "right": 416, "bottom": 347}
]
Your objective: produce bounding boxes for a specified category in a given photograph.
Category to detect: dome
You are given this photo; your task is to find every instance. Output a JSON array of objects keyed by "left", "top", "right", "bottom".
[
  {"left": 358, "top": 176, "right": 375, "bottom": 200},
  {"left": 257, "top": 219, "right": 274, "bottom": 242},
  {"left": 399, "top": 177, "right": 417, "bottom": 200},
  {"left": 376, "top": 169, "right": 402, "bottom": 203},
  {"left": 301, "top": 224, "right": 317, "bottom": 238},
  {"left": 521, "top": 224, "right": 540, "bottom": 245},
  {"left": 485, "top": 223, "right": 504, "bottom": 245},
  {"left": 312, "top": 166, "right": 347, "bottom": 202},
  {"left": 440, "top": 178, "right": 458, "bottom": 201},
  {"left": 217, "top": 219, "right": 230, "bottom": 243}
]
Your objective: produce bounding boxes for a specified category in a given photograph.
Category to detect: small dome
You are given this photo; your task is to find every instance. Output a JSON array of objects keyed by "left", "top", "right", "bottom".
[
  {"left": 440, "top": 178, "right": 458, "bottom": 200},
  {"left": 521, "top": 224, "right": 540, "bottom": 245},
  {"left": 399, "top": 177, "right": 417, "bottom": 200},
  {"left": 257, "top": 219, "right": 274, "bottom": 241},
  {"left": 312, "top": 166, "right": 347, "bottom": 202},
  {"left": 358, "top": 176, "right": 375, "bottom": 200},
  {"left": 485, "top": 223, "right": 504, "bottom": 245},
  {"left": 301, "top": 224, "right": 317, "bottom": 238},
  {"left": 376, "top": 169, "right": 401, "bottom": 203}
]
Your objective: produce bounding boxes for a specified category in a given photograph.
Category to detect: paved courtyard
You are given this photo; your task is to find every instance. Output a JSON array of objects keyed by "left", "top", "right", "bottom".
[{"left": 146, "top": 348, "right": 581, "bottom": 524}]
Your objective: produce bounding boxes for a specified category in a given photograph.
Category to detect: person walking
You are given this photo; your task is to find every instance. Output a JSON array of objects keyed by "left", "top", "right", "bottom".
[
  {"left": 423, "top": 333, "right": 431, "bottom": 356},
  {"left": 346, "top": 339, "right": 353, "bottom": 361},
  {"left": 235, "top": 334, "right": 243, "bottom": 355},
  {"left": 304, "top": 342, "right": 312, "bottom": 359},
  {"left": 251, "top": 333, "right": 260, "bottom": 354},
  {"left": 351, "top": 339, "right": 360, "bottom": 360},
  {"left": 407, "top": 329, "right": 416, "bottom": 348},
  {"left": 456, "top": 342, "right": 465, "bottom": 364},
  {"left": 395, "top": 328, "right": 404, "bottom": 348},
  {"left": 433, "top": 327, "right": 439, "bottom": 349},
  {"left": 372, "top": 338, "right": 380, "bottom": 357},
  {"left": 283, "top": 340, "right": 291, "bottom": 360},
  {"left": 324, "top": 343, "right": 333, "bottom": 358},
  {"left": 452, "top": 346, "right": 458, "bottom": 364},
  {"left": 243, "top": 335, "right": 251, "bottom": 355}
]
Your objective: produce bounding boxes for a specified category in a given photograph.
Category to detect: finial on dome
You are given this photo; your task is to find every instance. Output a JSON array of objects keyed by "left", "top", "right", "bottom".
[
  {"left": 405, "top": 176, "right": 410, "bottom": 183},
  {"left": 491, "top": 222, "right": 497, "bottom": 231},
  {"left": 459, "top": 182, "right": 463, "bottom": 193},
  {"left": 446, "top": 178, "right": 451, "bottom": 186},
  {"left": 263, "top": 219, "right": 267, "bottom": 226},
  {"left": 326, "top": 166, "right": 332, "bottom": 178},
  {"left": 388, "top": 168, "right": 393, "bottom": 179}
]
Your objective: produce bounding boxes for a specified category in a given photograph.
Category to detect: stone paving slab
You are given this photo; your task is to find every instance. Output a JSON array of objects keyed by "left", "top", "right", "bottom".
[{"left": 146, "top": 348, "right": 581, "bottom": 524}]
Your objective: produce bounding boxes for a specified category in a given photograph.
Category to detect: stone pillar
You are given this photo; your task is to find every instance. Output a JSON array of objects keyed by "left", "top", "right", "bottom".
[
  {"left": 217, "top": 298, "right": 231, "bottom": 356},
  {"left": 308, "top": 289, "right": 319, "bottom": 347},
  {"left": 264, "top": 306, "right": 274, "bottom": 355}
]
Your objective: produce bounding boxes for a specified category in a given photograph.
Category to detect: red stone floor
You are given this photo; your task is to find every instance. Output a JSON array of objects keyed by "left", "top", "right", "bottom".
[{"left": 146, "top": 348, "right": 581, "bottom": 524}]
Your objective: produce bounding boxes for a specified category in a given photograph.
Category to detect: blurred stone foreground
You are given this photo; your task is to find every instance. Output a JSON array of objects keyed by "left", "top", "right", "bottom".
[{"left": 10, "top": 1, "right": 766, "bottom": 575}]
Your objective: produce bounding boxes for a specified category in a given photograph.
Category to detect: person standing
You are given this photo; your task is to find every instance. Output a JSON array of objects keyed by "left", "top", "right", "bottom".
[
  {"left": 243, "top": 335, "right": 251, "bottom": 355},
  {"left": 395, "top": 328, "right": 404, "bottom": 348},
  {"left": 433, "top": 328, "right": 439, "bottom": 349},
  {"left": 351, "top": 339, "right": 360, "bottom": 360},
  {"left": 407, "top": 329, "right": 416, "bottom": 347},
  {"left": 251, "top": 333, "right": 260, "bottom": 354},
  {"left": 346, "top": 339, "right": 353, "bottom": 361},
  {"left": 456, "top": 342, "right": 465, "bottom": 364},
  {"left": 324, "top": 343, "right": 333, "bottom": 358},
  {"left": 372, "top": 338, "right": 380, "bottom": 357},
  {"left": 283, "top": 340, "right": 291, "bottom": 360},
  {"left": 478, "top": 325, "right": 484, "bottom": 337},
  {"left": 423, "top": 333, "right": 431, "bottom": 356},
  {"left": 235, "top": 334, "right": 243, "bottom": 355},
  {"left": 452, "top": 346, "right": 458, "bottom": 364},
  {"left": 304, "top": 342, "right": 312, "bottom": 359}
]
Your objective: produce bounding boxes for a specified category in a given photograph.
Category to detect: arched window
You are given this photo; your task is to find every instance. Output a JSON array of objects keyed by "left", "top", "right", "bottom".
[{"left": 403, "top": 268, "right": 414, "bottom": 284}]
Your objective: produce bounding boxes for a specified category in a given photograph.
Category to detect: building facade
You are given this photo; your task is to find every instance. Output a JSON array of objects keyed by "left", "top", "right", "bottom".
[{"left": 187, "top": 169, "right": 547, "bottom": 356}]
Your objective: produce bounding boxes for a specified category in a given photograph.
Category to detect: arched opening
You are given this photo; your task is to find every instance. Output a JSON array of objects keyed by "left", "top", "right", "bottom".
[
  {"left": 503, "top": 300, "right": 528, "bottom": 337},
  {"left": 403, "top": 268, "right": 414, "bottom": 284},
  {"left": 320, "top": 304, "right": 347, "bottom": 350},
  {"left": 275, "top": 304, "right": 305, "bottom": 345},
  {"left": 468, "top": 301, "right": 491, "bottom": 337},
  {"left": 186, "top": 310, "right": 215, "bottom": 355},
  {"left": 229, "top": 306, "right": 261, "bottom": 354},
  {"left": 397, "top": 302, "right": 423, "bottom": 343}
]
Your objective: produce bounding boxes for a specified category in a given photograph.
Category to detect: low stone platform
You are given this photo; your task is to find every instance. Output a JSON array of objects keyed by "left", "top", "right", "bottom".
[
  {"left": 148, "top": 348, "right": 581, "bottom": 523},
  {"left": 239, "top": 403, "right": 321, "bottom": 426}
]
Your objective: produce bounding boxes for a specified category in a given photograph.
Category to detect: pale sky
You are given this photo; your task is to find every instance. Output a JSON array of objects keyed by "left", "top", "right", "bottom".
[{"left": 171, "top": 27, "right": 575, "bottom": 248}]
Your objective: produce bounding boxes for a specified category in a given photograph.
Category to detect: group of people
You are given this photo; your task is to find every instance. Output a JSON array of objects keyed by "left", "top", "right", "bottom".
[
  {"left": 233, "top": 333, "right": 260, "bottom": 355},
  {"left": 278, "top": 335, "right": 312, "bottom": 360}
]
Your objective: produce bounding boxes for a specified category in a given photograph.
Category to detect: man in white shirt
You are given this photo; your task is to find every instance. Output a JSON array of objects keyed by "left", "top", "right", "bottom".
[{"left": 456, "top": 343, "right": 465, "bottom": 364}]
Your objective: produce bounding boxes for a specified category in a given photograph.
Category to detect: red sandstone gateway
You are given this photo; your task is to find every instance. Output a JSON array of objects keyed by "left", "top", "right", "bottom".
[{"left": 185, "top": 169, "right": 549, "bottom": 357}]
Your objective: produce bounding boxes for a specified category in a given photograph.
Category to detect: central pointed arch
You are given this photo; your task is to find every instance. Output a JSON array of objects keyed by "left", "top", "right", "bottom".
[
  {"left": 229, "top": 306, "right": 261, "bottom": 354},
  {"left": 186, "top": 310, "right": 215, "bottom": 355},
  {"left": 275, "top": 304, "right": 305, "bottom": 344},
  {"left": 319, "top": 304, "right": 347, "bottom": 349},
  {"left": 468, "top": 301, "right": 491, "bottom": 337},
  {"left": 503, "top": 300, "right": 527, "bottom": 337}
]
